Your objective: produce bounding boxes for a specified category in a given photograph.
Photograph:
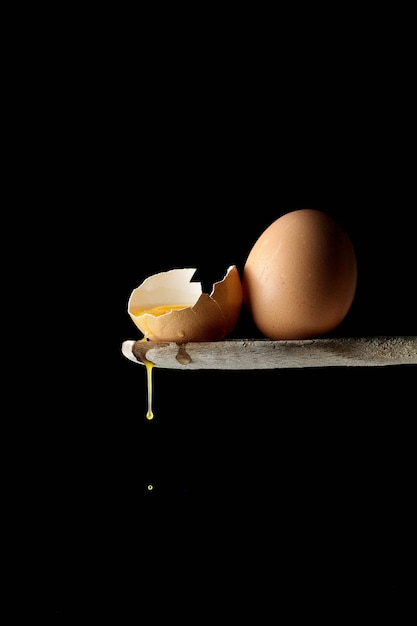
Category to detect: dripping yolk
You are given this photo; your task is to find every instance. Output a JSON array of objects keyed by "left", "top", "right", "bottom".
[
  {"left": 135, "top": 306, "right": 190, "bottom": 420},
  {"left": 145, "top": 358, "right": 154, "bottom": 421},
  {"left": 138, "top": 337, "right": 155, "bottom": 420}
]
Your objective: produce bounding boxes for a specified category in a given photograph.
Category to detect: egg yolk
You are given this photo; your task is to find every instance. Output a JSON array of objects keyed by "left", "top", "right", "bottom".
[
  {"left": 132, "top": 304, "right": 190, "bottom": 317},
  {"left": 145, "top": 358, "right": 154, "bottom": 421},
  {"left": 135, "top": 305, "right": 194, "bottom": 419},
  {"left": 137, "top": 337, "right": 155, "bottom": 420},
  {"left": 136, "top": 306, "right": 190, "bottom": 421}
]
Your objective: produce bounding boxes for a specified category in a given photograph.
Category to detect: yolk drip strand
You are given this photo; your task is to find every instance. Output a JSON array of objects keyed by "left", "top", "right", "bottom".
[
  {"left": 138, "top": 337, "right": 155, "bottom": 420},
  {"left": 145, "top": 358, "right": 154, "bottom": 420},
  {"left": 135, "top": 306, "right": 190, "bottom": 420}
]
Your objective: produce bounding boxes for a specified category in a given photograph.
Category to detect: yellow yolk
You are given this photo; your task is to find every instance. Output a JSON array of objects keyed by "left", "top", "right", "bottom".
[
  {"left": 138, "top": 337, "right": 155, "bottom": 420},
  {"left": 135, "top": 306, "right": 191, "bottom": 420},
  {"left": 132, "top": 304, "right": 190, "bottom": 317},
  {"left": 145, "top": 359, "right": 154, "bottom": 421}
]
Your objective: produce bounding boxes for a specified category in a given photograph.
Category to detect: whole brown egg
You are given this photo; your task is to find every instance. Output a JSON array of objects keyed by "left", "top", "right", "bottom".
[{"left": 242, "top": 209, "right": 358, "bottom": 339}]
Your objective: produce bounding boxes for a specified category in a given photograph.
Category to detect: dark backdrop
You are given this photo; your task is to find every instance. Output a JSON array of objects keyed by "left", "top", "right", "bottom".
[
  {"left": 17, "top": 21, "right": 416, "bottom": 619},
  {"left": 35, "top": 166, "right": 415, "bottom": 617}
]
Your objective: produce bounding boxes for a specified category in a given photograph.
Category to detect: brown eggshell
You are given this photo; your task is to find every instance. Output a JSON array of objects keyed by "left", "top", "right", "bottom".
[
  {"left": 242, "top": 209, "right": 358, "bottom": 339},
  {"left": 128, "top": 264, "right": 243, "bottom": 342}
]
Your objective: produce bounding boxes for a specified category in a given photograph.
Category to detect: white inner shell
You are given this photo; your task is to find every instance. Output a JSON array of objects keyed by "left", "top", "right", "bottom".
[{"left": 128, "top": 268, "right": 203, "bottom": 312}]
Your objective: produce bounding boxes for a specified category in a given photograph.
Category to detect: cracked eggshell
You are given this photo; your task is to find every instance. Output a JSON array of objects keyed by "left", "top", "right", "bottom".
[{"left": 127, "top": 264, "right": 243, "bottom": 342}]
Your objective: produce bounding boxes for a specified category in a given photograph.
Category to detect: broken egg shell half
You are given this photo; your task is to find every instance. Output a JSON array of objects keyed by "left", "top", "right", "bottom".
[{"left": 127, "top": 264, "right": 243, "bottom": 343}]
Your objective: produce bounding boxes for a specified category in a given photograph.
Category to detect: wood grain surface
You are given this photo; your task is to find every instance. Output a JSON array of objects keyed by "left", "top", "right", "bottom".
[{"left": 121, "top": 336, "right": 417, "bottom": 370}]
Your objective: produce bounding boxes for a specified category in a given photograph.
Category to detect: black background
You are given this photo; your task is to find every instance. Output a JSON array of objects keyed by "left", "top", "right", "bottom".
[
  {"left": 14, "top": 12, "right": 416, "bottom": 620},
  {"left": 34, "top": 166, "right": 415, "bottom": 619}
]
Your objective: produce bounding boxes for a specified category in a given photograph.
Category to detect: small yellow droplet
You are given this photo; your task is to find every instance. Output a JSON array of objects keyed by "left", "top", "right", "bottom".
[{"left": 147, "top": 483, "right": 154, "bottom": 491}]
